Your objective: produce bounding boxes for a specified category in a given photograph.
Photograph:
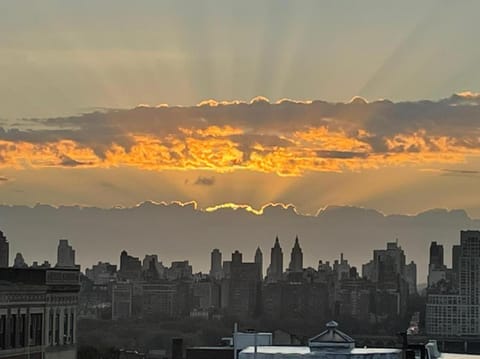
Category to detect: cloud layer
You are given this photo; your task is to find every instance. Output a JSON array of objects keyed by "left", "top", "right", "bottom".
[{"left": 2, "top": 92, "right": 480, "bottom": 176}]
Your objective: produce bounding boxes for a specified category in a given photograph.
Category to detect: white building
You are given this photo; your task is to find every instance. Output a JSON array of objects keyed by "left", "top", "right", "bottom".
[{"left": 240, "top": 321, "right": 401, "bottom": 359}]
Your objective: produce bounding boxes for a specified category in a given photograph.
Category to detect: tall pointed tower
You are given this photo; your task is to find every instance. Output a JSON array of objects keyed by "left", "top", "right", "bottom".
[
  {"left": 254, "top": 246, "right": 263, "bottom": 279},
  {"left": 289, "top": 235, "right": 303, "bottom": 272},
  {"left": 267, "top": 236, "right": 283, "bottom": 282}
]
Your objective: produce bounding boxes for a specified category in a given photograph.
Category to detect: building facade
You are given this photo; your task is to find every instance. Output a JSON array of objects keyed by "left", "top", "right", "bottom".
[
  {"left": 426, "top": 230, "right": 480, "bottom": 336},
  {"left": 0, "top": 268, "right": 80, "bottom": 359},
  {"left": 0, "top": 232, "right": 8, "bottom": 269}
]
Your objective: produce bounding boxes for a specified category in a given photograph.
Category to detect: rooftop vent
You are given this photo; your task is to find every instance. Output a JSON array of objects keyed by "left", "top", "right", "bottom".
[{"left": 308, "top": 321, "right": 355, "bottom": 350}]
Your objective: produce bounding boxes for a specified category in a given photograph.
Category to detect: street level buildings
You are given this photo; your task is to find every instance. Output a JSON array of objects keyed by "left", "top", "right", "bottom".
[{"left": 0, "top": 267, "right": 81, "bottom": 359}]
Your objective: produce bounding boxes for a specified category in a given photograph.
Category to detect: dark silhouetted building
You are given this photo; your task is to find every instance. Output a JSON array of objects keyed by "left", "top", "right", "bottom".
[
  {"left": 429, "top": 241, "right": 444, "bottom": 268},
  {"left": 0, "top": 231, "right": 8, "bottom": 268},
  {"left": 13, "top": 252, "right": 27, "bottom": 268},
  {"left": 210, "top": 249, "right": 223, "bottom": 280},
  {"left": 166, "top": 261, "right": 193, "bottom": 281},
  {"left": 288, "top": 236, "right": 303, "bottom": 273},
  {"left": 255, "top": 247, "right": 263, "bottom": 279},
  {"left": 56, "top": 239, "right": 76, "bottom": 268},
  {"left": 221, "top": 251, "right": 261, "bottom": 317},
  {"left": 191, "top": 280, "right": 220, "bottom": 317},
  {"left": 119, "top": 250, "right": 142, "bottom": 281},
  {"left": 405, "top": 261, "right": 417, "bottom": 295},
  {"left": 85, "top": 261, "right": 117, "bottom": 285},
  {"left": 142, "top": 283, "right": 177, "bottom": 318},
  {"left": 263, "top": 281, "right": 329, "bottom": 319},
  {"left": 266, "top": 237, "right": 283, "bottom": 282}
]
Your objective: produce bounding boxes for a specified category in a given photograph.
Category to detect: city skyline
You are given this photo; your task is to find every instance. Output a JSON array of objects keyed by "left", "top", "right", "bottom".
[{"left": 2, "top": 1, "right": 480, "bottom": 357}]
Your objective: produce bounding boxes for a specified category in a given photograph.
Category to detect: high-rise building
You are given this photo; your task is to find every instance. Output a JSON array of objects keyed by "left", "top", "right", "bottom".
[
  {"left": 267, "top": 237, "right": 283, "bottom": 282},
  {"left": 362, "top": 241, "right": 409, "bottom": 316},
  {"left": 452, "top": 244, "right": 461, "bottom": 281},
  {"left": 118, "top": 250, "right": 142, "bottom": 281},
  {"left": 221, "top": 251, "right": 262, "bottom": 317},
  {"left": 405, "top": 261, "right": 417, "bottom": 295},
  {"left": 426, "top": 231, "right": 480, "bottom": 336},
  {"left": 0, "top": 230, "right": 9, "bottom": 268},
  {"left": 255, "top": 247, "right": 263, "bottom": 279},
  {"left": 362, "top": 241, "right": 406, "bottom": 282},
  {"left": 142, "top": 254, "right": 165, "bottom": 280},
  {"left": 56, "top": 239, "right": 76, "bottom": 268},
  {"left": 333, "top": 253, "right": 350, "bottom": 281},
  {"left": 429, "top": 241, "right": 444, "bottom": 268},
  {"left": 427, "top": 241, "right": 448, "bottom": 287},
  {"left": 210, "top": 248, "right": 223, "bottom": 280},
  {"left": 13, "top": 252, "right": 27, "bottom": 268},
  {"left": 288, "top": 236, "right": 303, "bottom": 273}
]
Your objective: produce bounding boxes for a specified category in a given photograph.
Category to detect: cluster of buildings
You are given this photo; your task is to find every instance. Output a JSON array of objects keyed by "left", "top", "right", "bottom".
[
  {"left": 2, "top": 225, "right": 480, "bottom": 358},
  {"left": 0, "top": 230, "right": 80, "bottom": 359},
  {"left": 80, "top": 234, "right": 418, "bottom": 325}
]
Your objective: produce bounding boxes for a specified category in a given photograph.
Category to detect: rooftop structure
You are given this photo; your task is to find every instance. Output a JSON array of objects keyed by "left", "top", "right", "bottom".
[{"left": 239, "top": 321, "right": 401, "bottom": 359}]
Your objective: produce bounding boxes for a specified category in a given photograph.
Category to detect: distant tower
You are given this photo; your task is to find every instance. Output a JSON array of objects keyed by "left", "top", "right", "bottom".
[
  {"left": 429, "top": 241, "right": 444, "bottom": 269},
  {"left": 267, "top": 236, "right": 283, "bottom": 282},
  {"left": 210, "top": 248, "right": 223, "bottom": 279},
  {"left": 232, "top": 250, "right": 243, "bottom": 264},
  {"left": 13, "top": 252, "right": 27, "bottom": 268},
  {"left": 56, "top": 239, "right": 76, "bottom": 268},
  {"left": 288, "top": 236, "right": 303, "bottom": 272},
  {"left": 0, "top": 230, "right": 9, "bottom": 268},
  {"left": 254, "top": 246, "right": 263, "bottom": 279}
]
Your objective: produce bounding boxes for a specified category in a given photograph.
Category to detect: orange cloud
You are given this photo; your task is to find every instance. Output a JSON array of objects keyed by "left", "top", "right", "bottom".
[{"left": 2, "top": 95, "right": 480, "bottom": 175}]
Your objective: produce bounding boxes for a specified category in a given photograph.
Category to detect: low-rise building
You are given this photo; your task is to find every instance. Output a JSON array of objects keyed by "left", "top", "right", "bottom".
[{"left": 0, "top": 267, "right": 80, "bottom": 359}]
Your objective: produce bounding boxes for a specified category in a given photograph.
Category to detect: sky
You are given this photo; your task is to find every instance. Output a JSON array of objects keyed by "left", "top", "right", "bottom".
[{"left": 2, "top": 0, "right": 480, "bottom": 218}]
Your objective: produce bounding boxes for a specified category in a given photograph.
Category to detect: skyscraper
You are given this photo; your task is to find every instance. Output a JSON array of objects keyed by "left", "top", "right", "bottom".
[
  {"left": 210, "top": 248, "right": 223, "bottom": 280},
  {"left": 405, "top": 261, "right": 417, "bottom": 295},
  {"left": 288, "top": 236, "right": 303, "bottom": 272},
  {"left": 426, "top": 230, "right": 480, "bottom": 336},
  {"left": 13, "top": 252, "right": 27, "bottom": 268},
  {"left": 267, "top": 237, "right": 283, "bottom": 282},
  {"left": 119, "top": 250, "right": 142, "bottom": 281},
  {"left": 429, "top": 241, "right": 444, "bottom": 269},
  {"left": 427, "top": 241, "right": 448, "bottom": 287},
  {"left": 0, "top": 230, "right": 9, "bottom": 268},
  {"left": 254, "top": 246, "right": 263, "bottom": 279},
  {"left": 56, "top": 239, "right": 76, "bottom": 268}
]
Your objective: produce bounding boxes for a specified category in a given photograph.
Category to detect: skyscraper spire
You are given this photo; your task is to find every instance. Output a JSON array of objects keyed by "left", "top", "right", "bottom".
[
  {"left": 289, "top": 235, "right": 303, "bottom": 272},
  {"left": 267, "top": 236, "right": 283, "bottom": 282},
  {"left": 255, "top": 246, "right": 263, "bottom": 279}
]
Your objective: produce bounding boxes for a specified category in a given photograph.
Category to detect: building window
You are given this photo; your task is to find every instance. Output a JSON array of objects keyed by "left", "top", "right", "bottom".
[
  {"left": 0, "top": 315, "right": 5, "bottom": 349},
  {"left": 55, "top": 313, "right": 60, "bottom": 345},
  {"left": 19, "top": 314, "right": 26, "bottom": 347},
  {"left": 64, "top": 312, "right": 68, "bottom": 343},
  {"left": 10, "top": 314, "right": 16, "bottom": 348},
  {"left": 29, "top": 313, "right": 43, "bottom": 346},
  {"left": 49, "top": 311, "right": 54, "bottom": 345},
  {"left": 70, "top": 312, "right": 74, "bottom": 343}
]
